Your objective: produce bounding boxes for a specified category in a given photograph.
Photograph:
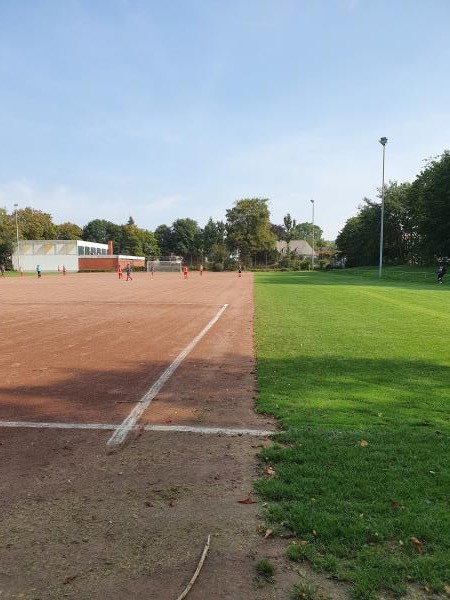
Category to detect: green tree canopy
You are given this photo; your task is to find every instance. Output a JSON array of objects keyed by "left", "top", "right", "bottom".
[
  {"left": 225, "top": 198, "right": 276, "bottom": 266},
  {"left": 56, "top": 222, "right": 83, "bottom": 240}
]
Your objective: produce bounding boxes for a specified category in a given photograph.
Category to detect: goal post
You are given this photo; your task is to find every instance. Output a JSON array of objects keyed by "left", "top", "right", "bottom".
[{"left": 147, "top": 259, "right": 182, "bottom": 273}]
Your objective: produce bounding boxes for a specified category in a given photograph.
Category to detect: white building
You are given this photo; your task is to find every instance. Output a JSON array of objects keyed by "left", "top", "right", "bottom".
[{"left": 12, "top": 240, "right": 109, "bottom": 273}]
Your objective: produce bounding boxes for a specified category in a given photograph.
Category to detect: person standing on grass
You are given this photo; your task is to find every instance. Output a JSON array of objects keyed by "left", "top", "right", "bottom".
[
  {"left": 117, "top": 264, "right": 123, "bottom": 280},
  {"left": 125, "top": 263, "right": 133, "bottom": 281},
  {"left": 437, "top": 264, "right": 446, "bottom": 284},
  {"left": 36, "top": 264, "right": 42, "bottom": 278},
  {"left": 183, "top": 264, "right": 188, "bottom": 279}
]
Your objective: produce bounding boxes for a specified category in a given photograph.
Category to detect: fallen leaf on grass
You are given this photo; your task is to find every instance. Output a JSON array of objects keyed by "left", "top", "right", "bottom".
[
  {"left": 410, "top": 537, "right": 423, "bottom": 551},
  {"left": 238, "top": 497, "right": 256, "bottom": 504},
  {"left": 360, "top": 439, "right": 369, "bottom": 447},
  {"left": 443, "top": 584, "right": 450, "bottom": 595},
  {"left": 265, "top": 465, "right": 277, "bottom": 478},
  {"left": 263, "top": 528, "right": 273, "bottom": 540},
  {"left": 389, "top": 499, "right": 404, "bottom": 509}
]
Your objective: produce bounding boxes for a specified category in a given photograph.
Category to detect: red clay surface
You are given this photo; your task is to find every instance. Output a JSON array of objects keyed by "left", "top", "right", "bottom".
[
  {"left": 1, "top": 272, "right": 299, "bottom": 600},
  {"left": 0, "top": 272, "right": 272, "bottom": 431}
]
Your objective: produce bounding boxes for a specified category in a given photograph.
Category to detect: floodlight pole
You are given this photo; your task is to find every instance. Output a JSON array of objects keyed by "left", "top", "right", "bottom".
[
  {"left": 14, "top": 203, "right": 21, "bottom": 271},
  {"left": 378, "top": 137, "right": 388, "bottom": 278},
  {"left": 310, "top": 199, "right": 315, "bottom": 269}
]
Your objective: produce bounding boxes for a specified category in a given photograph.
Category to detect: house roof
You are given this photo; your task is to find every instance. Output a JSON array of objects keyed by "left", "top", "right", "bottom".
[{"left": 276, "top": 240, "right": 316, "bottom": 256}]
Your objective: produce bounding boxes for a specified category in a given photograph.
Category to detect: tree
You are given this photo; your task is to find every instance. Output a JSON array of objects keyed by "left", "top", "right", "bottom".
[
  {"left": 270, "top": 223, "right": 286, "bottom": 241},
  {"left": 18, "top": 207, "right": 56, "bottom": 240},
  {"left": 283, "top": 213, "right": 296, "bottom": 254},
  {"left": 408, "top": 151, "right": 450, "bottom": 262},
  {"left": 56, "top": 222, "right": 83, "bottom": 240},
  {"left": 0, "top": 208, "right": 14, "bottom": 265},
  {"left": 225, "top": 198, "right": 276, "bottom": 266},
  {"left": 292, "top": 222, "right": 324, "bottom": 247},
  {"left": 140, "top": 230, "right": 159, "bottom": 258},
  {"left": 336, "top": 200, "right": 380, "bottom": 267},
  {"left": 154, "top": 225, "right": 174, "bottom": 257},
  {"left": 82, "top": 219, "right": 122, "bottom": 252},
  {"left": 171, "top": 218, "right": 201, "bottom": 260}
]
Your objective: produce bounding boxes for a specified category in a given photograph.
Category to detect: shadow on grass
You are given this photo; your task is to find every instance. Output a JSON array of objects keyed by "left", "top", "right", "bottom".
[{"left": 255, "top": 354, "right": 450, "bottom": 598}]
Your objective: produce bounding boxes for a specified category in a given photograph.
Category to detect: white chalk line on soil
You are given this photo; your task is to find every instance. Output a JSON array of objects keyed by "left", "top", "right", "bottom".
[
  {"left": 107, "top": 303, "right": 229, "bottom": 447},
  {"left": 0, "top": 420, "right": 274, "bottom": 437}
]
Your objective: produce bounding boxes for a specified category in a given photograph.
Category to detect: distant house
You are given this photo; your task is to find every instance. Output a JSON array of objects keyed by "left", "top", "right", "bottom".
[{"left": 276, "top": 240, "right": 316, "bottom": 258}]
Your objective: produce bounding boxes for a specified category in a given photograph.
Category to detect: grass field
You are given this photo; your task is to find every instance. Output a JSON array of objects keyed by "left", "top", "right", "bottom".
[{"left": 254, "top": 270, "right": 450, "bottom": 599}]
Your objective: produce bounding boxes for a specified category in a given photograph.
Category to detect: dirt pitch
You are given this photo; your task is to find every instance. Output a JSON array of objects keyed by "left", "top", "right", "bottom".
[{"left": 0, "top": 271, "right": 306, "bottom": 600}]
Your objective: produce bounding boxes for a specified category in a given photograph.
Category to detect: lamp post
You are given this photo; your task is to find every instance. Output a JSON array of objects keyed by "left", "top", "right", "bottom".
[
  {"left": 378, "top": 137, "right": 388, "bottom": 277},
  {"left": 310, "top": 199, "right": 315, "bottom": 269},
  {"left": 14, "top": 203, "right": 21, "bottom": 271}
]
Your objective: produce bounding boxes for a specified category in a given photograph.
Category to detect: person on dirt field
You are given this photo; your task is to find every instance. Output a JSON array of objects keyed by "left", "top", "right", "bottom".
[{"left": 125, "top": 263, "right": 133, "bottom": 281}]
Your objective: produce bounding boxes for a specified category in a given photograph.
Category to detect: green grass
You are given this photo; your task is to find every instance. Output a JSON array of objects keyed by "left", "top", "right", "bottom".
[{"left": 254, "top": 270, "right": 450, "bottom": 599}]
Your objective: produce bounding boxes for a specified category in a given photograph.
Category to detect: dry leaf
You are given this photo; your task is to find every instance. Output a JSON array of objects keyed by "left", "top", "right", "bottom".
[
  {"left": 263, "top": 528, "right": 273, "bottom": 540},
  {"left": 299, "top": 540, "right": 309, "bottom": 546},
  {"left": 238, "top": 497, "right": 256, "bottom": 504},
  {"left": 424, "top": 586, "right": 430, "bottom": 593},
  {"left": 443, "top": 584, "right": 450, "bottom": 595},
  {"left": 389, "top": 499, "right": 404, "bottom": 509},
  {"left": 63, "top": 574, "right": 78, "bottom": 585},
  {"left": 265, "top": 465, "right": 278, "bottom": 478},
  {"left": 360, "top": 439, "right": 369, "bottom": 447},
  {"left": 410, "top": 536, "right": 423, "bottom": 551}
]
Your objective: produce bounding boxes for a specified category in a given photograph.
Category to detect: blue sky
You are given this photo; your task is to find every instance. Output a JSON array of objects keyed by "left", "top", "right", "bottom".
[{"left": 1, "top": 0, "right": 449, "bottom": 240}]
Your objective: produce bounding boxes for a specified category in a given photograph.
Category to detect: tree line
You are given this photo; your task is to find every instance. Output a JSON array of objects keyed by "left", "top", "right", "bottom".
[
  {"left": 336, "top": 150, "right": 450, "bottom": 267},
  {"left": 0, "top": 198, "right": 331, "bottom": 269}
]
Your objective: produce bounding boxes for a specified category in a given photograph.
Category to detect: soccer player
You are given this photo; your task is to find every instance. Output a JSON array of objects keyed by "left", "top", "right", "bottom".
[
  {"left": 183, "top": 265, "right": 188, "bottom": 279},
  {"left": 117, "top": 265, "right": 123, "bottom": 280},
  {"left": 125, "top": 264, "right": 133, "bottom": 281},
  {"left": 199, "top": 264, "right": 204, "bottom": 276}
]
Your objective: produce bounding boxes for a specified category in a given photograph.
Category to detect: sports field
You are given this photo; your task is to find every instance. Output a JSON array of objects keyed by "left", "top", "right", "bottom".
[
  {"left": 254, "top": 271, "right": 450, "bottom": 599},
  {"left": 0, "top": 272, "right": 280, "bottom": 600}
]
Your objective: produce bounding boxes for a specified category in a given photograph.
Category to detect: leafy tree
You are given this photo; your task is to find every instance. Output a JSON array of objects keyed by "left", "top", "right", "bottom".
[
  {"left": 283, "top": 213, "right": 296, "bottom": 253},
  {"left": 203, "top": 218, "right": 225, "bottom": 258},
  {"left": 120, "top": 220, "right": 144, "bottom": 256},
  {"left": 225, "top": 198, "right": 276, "bottom": 266},
  {"left": 292, "top": 222, "right": 324, "bottom": 247},
  {"left": 270, "top": 223, "right": 286, "bottom": 241},
  {"left": 408, "top": 151, "right": 450, "bottom": 262},
  {"left": 140, "top": 230, "right": 159, "bottom": 258},
  {"left": 336, "top": 200, "right": 380, "bottom": 267},
  {"left": 18, "top": 207, "right": 56, "bottom": 239},
  {"left": 55, "top": 222, "right": 83, "bottom": 240},
  {"left": 0, "top": 208, "right": 14, "bottom": 265},
  {"left": 171, "top": 218, "right": 201, "bottom": 260},
  {"left": 154, "top": 224, "right": 174, "bottom": 257},
  {"left": 82, "top": 219, "right": 122, "bottom": 252}
]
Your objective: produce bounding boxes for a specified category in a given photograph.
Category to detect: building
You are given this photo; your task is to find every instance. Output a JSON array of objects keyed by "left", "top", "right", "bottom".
[
  {"left": 12, "top": 240, "right": 145, "bottom": 272},
  {"left": 276, "top": 240, "right": 316, "bottom": 258}
]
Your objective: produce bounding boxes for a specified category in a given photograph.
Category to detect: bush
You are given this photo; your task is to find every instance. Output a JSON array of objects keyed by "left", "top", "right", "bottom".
[{"left": 212, "top": 262, "right": 224, "bottom": 272}]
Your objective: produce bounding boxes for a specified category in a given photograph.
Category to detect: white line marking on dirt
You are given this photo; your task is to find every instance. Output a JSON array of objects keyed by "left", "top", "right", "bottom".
[
  {"left": 144, "top": 424, "right": 274, "bottom": 436},
  {"left": 0, "top": 421, "right": 116, "bottom": 430},
  {"left": 0, "top": 421, "right": 274, "bottom": 437},
  {"left": 107, "top": 303, "right": 229, "bottom": 447}
]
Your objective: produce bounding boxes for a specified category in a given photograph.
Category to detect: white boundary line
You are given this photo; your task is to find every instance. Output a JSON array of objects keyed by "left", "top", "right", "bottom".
[
  {"left": 0, "top": 420, "right": 274, "bottom": 437},
  {"left": 107, "top": 303, "right": 229, "bottom": 447}
]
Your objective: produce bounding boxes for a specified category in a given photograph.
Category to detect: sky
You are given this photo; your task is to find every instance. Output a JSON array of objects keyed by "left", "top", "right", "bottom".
[{"left": 1, "top": 0, "right": 449, "bottom": 241}]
